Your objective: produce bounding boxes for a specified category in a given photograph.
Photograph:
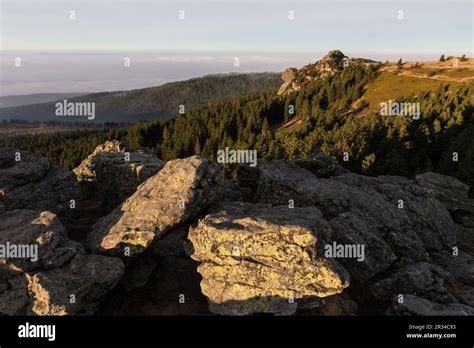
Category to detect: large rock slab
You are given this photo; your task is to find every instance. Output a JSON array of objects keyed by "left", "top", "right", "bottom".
[
  {"left": 328, "top": 211, "right": 396, "bottom": 282},
  {"left": 86, "top": 155, "right": 222, "bottom": 258},
  {"left": 0, "top": 148, "right": 81, "bottom": 214},
  {"left": 0, "top": 210, "right": 83, "bottom": 275},
  {"left": 73, "top": 140, "right": 165, "bottom": 211},
  {"left": 416, "top": 172, "right": 474, "bottom": 227},
  {"left": 0, "top": 209, "right": 123, "bottom": 315},
  {"left": 188, "top": 202, "right": 349, "bottom": 315}
]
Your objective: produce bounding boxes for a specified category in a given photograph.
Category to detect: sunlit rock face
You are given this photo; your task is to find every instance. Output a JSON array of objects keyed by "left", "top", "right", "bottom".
[
  {"left": 86, "top": 155, "right": 223, "bottom": 258},
  {"left": 189, "top": 202, "right": 349, "bottom": 315}
]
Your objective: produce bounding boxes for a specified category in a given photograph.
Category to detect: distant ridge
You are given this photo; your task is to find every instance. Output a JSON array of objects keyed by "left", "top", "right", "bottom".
[
  {"left": 0, "top": 93, "right": 89, "bottom": 108},
  {"left": 0, "top": 73, "right": 281, "bottom": 123}
]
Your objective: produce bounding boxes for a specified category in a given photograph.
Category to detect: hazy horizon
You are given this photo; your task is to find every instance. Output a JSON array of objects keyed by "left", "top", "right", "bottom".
[
  {"left": 1, "top": 0, "right": 472, "bottom": 96},
  {"left": 2, "top": 49, "right": 472, "bottom": 97}
]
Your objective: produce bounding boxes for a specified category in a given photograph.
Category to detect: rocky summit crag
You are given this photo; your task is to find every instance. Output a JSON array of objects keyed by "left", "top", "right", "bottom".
[
  {"left": 0, "top": 141, "right": 473, "bottom": 316},
  {"left": 278, "top": 50, "right": 377, "bottom": 95}
]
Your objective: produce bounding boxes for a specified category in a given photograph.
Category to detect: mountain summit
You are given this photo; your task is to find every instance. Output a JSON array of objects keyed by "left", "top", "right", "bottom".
[{"left": 278, "top": 50, "right": 377, "bottom": 95}]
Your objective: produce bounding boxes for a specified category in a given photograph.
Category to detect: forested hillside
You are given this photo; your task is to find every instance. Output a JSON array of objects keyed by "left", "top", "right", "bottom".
[
  {"left": 1, "top": 59, "right": 473, "bottom": 194},
  {"left": 0, "top": 93, "right": 89, "bottom": 108},
  {"left": 0, "top": 73, "right": 280, "bottom": 122}
]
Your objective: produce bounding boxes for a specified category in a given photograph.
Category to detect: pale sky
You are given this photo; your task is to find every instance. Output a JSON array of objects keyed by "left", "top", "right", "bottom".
[{"left": 0, "top": 0, "right": 472, "bottom": 96}]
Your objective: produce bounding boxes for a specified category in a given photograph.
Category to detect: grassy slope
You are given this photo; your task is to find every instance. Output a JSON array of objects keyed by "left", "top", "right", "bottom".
[
  {"left": 275, "top": 64, "right": 474, "bottom": 135},
  {"left": 366, "top": 72, "right": 474, "bottom": 111},
  {"left": 362, "top": 72, "right": 458, "bottom": 111}
]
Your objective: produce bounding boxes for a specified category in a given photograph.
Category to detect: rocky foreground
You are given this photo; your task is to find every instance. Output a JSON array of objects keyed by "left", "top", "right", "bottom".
[{"left": 0, "top": 141, "right": 473, "bottom": 315}]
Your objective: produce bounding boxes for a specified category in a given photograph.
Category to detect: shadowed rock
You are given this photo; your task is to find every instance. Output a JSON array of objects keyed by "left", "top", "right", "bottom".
[
  {"left": 329, "top": 211, "right": 396, "bottom": 282},
  {"left": 0, "top": 148, "right": 81, "bottom": 214},
  {"left": 388, "top": 294, "right": 474, "bottom": 315},
  {"left": 238, "top": 160, "right": 459, "bottom": 269},
  {"left": 370, "top": 262, "right": 457, "bottom": 304},
  {"left": 0, "top": 210, "right": 83, "bottom": 274},
  {"left": 416, "top": 172, "right": 474, "bottom": 227},
  {"left": 73, "top": 140, "right": 165, "bottom": 211},
  {"left": 28, "top": 254, "right": 124, "bottom": 315},
  {"left": 293, "top": 151, "right": 349, "bottom": 178},
  {"left": 0, "top": 209, "right": 123, "bottom": 315}
]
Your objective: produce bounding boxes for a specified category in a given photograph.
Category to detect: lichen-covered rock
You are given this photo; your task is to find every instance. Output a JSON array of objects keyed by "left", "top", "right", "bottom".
[
  {"left": 0, "top": 148, "right": 81, "bottom": 214},
  {"left": 0, "top": 210, "right": 83, "bottom": 275},
  {"left": 416, "top": 172, "right": 470, "bottom": 201},
  {"left": 73, "top": 140, "right": 165, "bottom": 211},
  {"left": 0, "top": 209, "right": 123, "bottom": 315},
  {"left": 27, "top": 254, "right": 124, "bottom": 315},
  {"left": 188, "top": 202, "right": 349, "bottom": 315},
  {"left": 2, "top": 143, "right": 472, "bottom": 317},
  {"left": 236, "top": 160, "right": 473, "bottom": 315},
  {"left": 86, "top": 155, "right": 223, "bottom": 258}
]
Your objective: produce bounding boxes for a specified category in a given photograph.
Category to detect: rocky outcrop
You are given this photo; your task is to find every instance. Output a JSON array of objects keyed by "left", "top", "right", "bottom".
[
  {"left": 0, "top": 209, "right": 123, "bottom": 315},
  {"left": 1, "top": 142, "right": 473, "bottom": 317},
  {"left": 278, "top": 68, "right": 300, "bottom": 95},
  {"left": 238, "top": 160, "right": 457, "bottom": 266},
  {"left": 277, "top": 50, "right": 377, "bottom": 95},
  {"left": 0, "top": 148, "right": 81, "bottom": 215},
  {"left": 86, "top": 156, "right": 223, "bottom": 259},
  {"left": 235, "top": 155, "right": 474, "bottom": 315},
  {"left": 73, "top": 140, "right": 165, "bottom": 211},
  {"left": 188, "top": 202, "right": 349, "bottom": 315}
]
